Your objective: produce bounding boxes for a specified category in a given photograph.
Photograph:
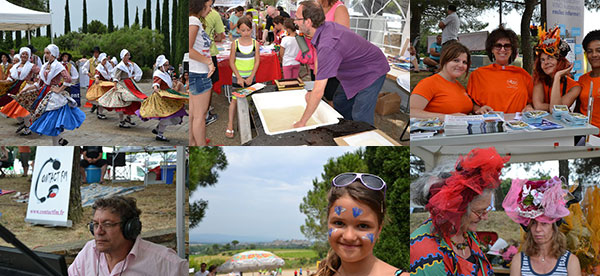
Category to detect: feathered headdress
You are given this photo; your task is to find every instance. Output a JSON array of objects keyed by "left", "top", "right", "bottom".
[
  {"left": 426, "top": 147, "right": 510, "bottom": 235},
  {"left": 502, "top": 176, "right": 570, "bottom": 227},
  {"left": 534, "top": 26, "right": 570, "bottom": 58}
]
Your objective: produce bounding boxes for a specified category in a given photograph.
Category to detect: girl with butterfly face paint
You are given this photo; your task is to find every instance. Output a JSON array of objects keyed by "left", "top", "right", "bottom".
[{"left": 317, "top": 173, "right": 407, "bottom": 276}]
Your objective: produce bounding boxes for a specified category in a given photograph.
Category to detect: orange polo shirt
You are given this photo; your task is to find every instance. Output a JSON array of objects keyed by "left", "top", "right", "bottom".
[
  {"left": 542, "top": 76, "right": 580, "bottom": 103},
  {"left": 412, "top": 73, "right": 473, "bottom": 114},
  {"left": 578, "top": 72, "right": 600, "bottom": 130},
  {"left": 467, "top": 64, "right": 533, "bottom": 113}
]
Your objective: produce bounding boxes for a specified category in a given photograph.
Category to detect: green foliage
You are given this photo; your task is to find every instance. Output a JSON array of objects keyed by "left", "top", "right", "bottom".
[
  {"left": 124, "top": 0, "right": 130, "bottom": 27},
  {"left": 135, "top": 7, "right": 140, "bottom": 26},
  {"left": 100, "top": 27, "right": 164, "bottom": 68},
  {"left": 82, "top": 0, "right": 88, "bottom": 33},
  {"left": 162, "top": 0, "right": 171, "bottom": 60},
  {"left": 365, "top": 147, "right": 409, "bottom": 270},
  {"left": 46, "top": 1, "right": 51, "bottom": 38},
  {"left": 15, "top": 31, "right": 22, "bottom": 49},
  {"left": 174, "top": 0, "right": 188, "bottom": 69},
  {"left": 171, "top": 0, "right": 178, "bottom": 65},
  {"left": 188, "top": 147, "right": 228, "bottom": 228},
  {"left": 155, "top": 0, "right": 161, "bottom": 32},
  {"left": 299, "top": 150, "right": 368, "bottom": 257},
  {"left": 142, "top": 8, "right": 148, "bottom": 29},
  {"left": 7, "top": 0, "right": 47, "bottom": 11},
  {"left": 146, "top": 0, "right": 153, "bottom": 29},
  {"left": 108, "top": 0, "right": 114, "bottom": 33},
  {"left": 88, "top": 20, "right": 108, "bottom": 35},
  {"left": 55, "top": 32, "right": 86, "bottom": 52},
  {"left": 64, "top": 0, "right": 71, "bottom": 34}
]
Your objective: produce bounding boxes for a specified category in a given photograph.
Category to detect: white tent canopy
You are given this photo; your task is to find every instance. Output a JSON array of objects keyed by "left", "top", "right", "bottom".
[
  {"left": 214, "top": 0, "right": 247, "bottom": 7},
  {"left": 0, "top": 0, "right": 51, "bottom": 31}
]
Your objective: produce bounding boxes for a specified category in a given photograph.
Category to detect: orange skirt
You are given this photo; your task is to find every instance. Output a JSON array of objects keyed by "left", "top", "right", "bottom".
[{"left": 1, "top": 100, "right": 29, "bottom": 118}]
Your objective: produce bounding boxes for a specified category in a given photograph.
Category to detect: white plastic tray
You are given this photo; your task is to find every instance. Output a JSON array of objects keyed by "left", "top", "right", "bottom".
[{"left": 252, "top": 89, "right": 343, "bottom": 135}]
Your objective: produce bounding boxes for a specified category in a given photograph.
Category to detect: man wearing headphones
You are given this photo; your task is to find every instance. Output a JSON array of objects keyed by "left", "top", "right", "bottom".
[{"left": 68, "top": 196, "right": 187, "bottom": 275}]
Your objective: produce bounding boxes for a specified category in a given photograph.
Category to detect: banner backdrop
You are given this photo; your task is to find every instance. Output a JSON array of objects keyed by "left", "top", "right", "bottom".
[
  {"left": 25, "top": 147, "right": 74, "bottom": 227},
  {"left": 547, "top": 0, "right": 585, "bottom": 79}
]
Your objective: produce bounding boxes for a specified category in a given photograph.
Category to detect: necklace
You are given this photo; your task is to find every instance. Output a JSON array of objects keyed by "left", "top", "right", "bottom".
[{"left": 451, "top": 233, "right": 469, "bottom": 255}]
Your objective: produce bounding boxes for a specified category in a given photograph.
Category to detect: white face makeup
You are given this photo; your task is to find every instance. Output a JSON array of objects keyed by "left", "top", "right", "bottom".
[{"left": 327, "top": 195, "right": 381, "bottom": 263}]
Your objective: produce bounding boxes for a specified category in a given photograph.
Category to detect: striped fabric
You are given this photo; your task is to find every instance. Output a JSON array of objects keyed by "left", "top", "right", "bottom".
[
  {"left": 521, "top": 251, "right": 570, "bottom": 276},
  {"left": 234, "top": 39, "right": 256, "bottom": 78}
]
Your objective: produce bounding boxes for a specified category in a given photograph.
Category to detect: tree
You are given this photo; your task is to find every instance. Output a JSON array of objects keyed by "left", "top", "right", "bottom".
[
  {"left": 108, "top": 0, "right": 114, "bottom": 33},
  {"left": 155, "top": 0, "right": 161, "bottom": 32},
  {"left": 171, "top": 0, "right": 178, "bottom": 67},
  {"left": 64, "top": 0, "right": 71, "bottom": 34},
  {"left": 5, "top": 32, "right": 13, "bottom": 50},
  {"left": 88, "top": 20, "right": 108, "bottom": 35},
  {"left": 36, "top": 28, "right": 41, "bottom": 37},
  {"left": 124, "top": 0, "right": 130, "bottom": 27},
  {"left": 162, "top": 0, "right": 170, "bottom": 60},
  {"left": 146, "top": 0, "right": 153, "bottom": 29},
  {"left": 68, "top": 147, "right": 84, "bottom": 223},
  {"left": 365, "top": 147, "right": 409, "bottom": 270},
  {"left": 82, "top": 0, "right": 88, "bottom": 33},
  {"left": 174, "top": 0, "right": 188, "bottom": 68},
  {"left": 134, "top": 7, "right": 140, "bottom": 26},
  {"left": 46, "top": 0, "right": 51, "bottom": 38},
  {"left": 189, "top": 147, "right": 228, "bottom": 228},
  {"left": 142, "top": 8, "right": 148, "bottom": 29},
  {"left": 232, "top": 240, "right": 239, "bottom": 249},
  {"left": 15, "top": 31, "right": 21, "bottom": 48},
  {"left": 299, "top": 150, "right": 367, "bottom": 257}
]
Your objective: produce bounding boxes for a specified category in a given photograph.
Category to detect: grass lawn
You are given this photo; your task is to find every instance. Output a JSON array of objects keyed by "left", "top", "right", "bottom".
[
  {"left": 191, "top": 248, "right": 319, "bottom": 270},
  {"left": 0, "top": 176, "right": 182, "bottom": 250}
]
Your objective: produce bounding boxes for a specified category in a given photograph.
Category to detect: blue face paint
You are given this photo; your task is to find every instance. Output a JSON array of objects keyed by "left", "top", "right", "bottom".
[
  {"left": 334, "top": 206, "right": 346, "bottom": 215},
  {"left": 328, "top": 228, "right": 333, "bottom": 237},
  {"left": 362, "top": 233, "right": 374, "bottom": 243},
  {"left": 352, "top": 207, "right": 363, "bottom": 218}
]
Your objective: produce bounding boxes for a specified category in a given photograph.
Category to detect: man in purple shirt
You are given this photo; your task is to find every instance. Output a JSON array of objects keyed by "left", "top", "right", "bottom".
[
  {"left": 68, "top": 196, "right": 187, "bottom": 276},
  {"left": 293, "top": 1, "right": 389, "bottom": 127}
]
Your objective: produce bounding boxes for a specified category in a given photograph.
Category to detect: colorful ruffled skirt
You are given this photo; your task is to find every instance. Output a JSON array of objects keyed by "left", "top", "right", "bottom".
[
  {"left": 97, "top": 79, "right": 147, "bottom": 115},
  {"left": 136, "top": 89, "right": 188, "bottom": 121}
]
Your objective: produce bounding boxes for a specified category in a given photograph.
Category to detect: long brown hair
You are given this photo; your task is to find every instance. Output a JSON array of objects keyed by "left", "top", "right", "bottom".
[
  {"left": 523, "top": 222, "right": 566, "bottom": 259},
  {"left": 533, "top": 53, "right": 570, "bottom": 86},
  {"left": 438, "top": 42, "right": 471, "bottom": 77},
  {"left": 316, "top": 181, "right": 386, "bottom": 276}
]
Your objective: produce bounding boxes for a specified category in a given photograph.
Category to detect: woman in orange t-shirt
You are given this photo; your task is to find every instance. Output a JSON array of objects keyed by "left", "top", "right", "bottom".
[
  {"left": 467, "top": 27, "right": 534, "bottom": 114},
  {"left": 411, "top": 42, "right": 473, "bottom": 118},
  {"left": 578, "top": 30, "right": 600, "bottom": 132},
  {"left": 531, "top": 27, "right": 581, "bottom": 112}
]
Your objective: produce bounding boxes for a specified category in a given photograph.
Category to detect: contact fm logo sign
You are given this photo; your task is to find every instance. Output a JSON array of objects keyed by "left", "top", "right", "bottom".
[{"left": 506, "top": 79, "right": 518, "bottom": 89}]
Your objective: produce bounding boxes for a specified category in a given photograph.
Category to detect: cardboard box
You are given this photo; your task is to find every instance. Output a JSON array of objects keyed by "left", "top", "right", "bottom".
[{"left": 375, "top": 92, "right": 401, "bottom": 115}]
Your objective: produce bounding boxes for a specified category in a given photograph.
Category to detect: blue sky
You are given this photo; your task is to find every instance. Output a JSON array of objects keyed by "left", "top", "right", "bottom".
[
  {"left": 46, "top": 0, "right": 172, "bottom": 37},
  {"left": 189, "top": 147, "right": 361, "bottom": 242}
]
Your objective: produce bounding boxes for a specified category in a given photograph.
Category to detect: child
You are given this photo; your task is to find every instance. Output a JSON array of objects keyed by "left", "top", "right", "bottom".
[
  {"left": 316, "top": 172, "right": 405, "bottom": 276},
  {"left": 272, "top": 16, "right": 286, "bottom": 45},
  {"left": 280, "top": 18, "right": 300, "bottom": 79},
  {"left": 227, "top": 17, "right": 260, "bottom": 139},
  {"left": 245, "top": 12, "right": 258, "bottom": 39}
]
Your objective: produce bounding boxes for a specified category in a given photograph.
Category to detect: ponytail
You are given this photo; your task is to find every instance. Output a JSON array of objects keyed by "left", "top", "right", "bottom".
[{"left": 316, "top": 248, "right": 341, "bottom": 276}]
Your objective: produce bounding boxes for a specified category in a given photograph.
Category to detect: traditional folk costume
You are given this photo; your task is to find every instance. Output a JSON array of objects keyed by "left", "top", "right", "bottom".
[
  {"left": 0, "top": 47, "right": 40, "bottom": 135},
  {"left": 81, "top": 47, "right": 101, "bottom": 113},
  {"left": 14, "top": 44, "right": 85, "bottom": 145},
  {"left": 61, "top": 53, "right": 81, "bottom": 107},
  {"left": 0, "top": 54, "right": 12, "bottom": 80},
  {"left": 97, "top": 49, "right": 147, "bottom": 128},
  {"left": 86, "top": 53, "right": 115, "bottom": 120},
  {"left": 136, "top": 55, "right": 188, "bottom": 142}
]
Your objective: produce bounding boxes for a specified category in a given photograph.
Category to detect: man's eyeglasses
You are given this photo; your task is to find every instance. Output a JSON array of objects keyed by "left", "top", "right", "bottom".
[
  {"left": 471, "top": 206, "right": 493, "bottom": 220},
  {"left": 493, "top": 43, "right": 512, "bottom": 50},
  {"left": 90, "top": 221, "right": 121, "bottom": 230}
]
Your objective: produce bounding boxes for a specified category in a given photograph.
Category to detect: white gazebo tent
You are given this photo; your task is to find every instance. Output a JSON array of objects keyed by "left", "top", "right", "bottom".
[{"left": 0, "top": 0, "right": 51, "bottom": 43}]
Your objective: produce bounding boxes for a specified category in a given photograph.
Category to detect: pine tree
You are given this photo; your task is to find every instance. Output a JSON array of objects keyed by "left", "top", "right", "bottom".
[
  {"left": 146, "top": 0, "right": 152, "bottom": 29},
  {"left": 134, "top": 7, "right": 140, "bottom": 26},
  {"left": 108, "top": 0, "right": 114, "bottom": 32},
  {"left": 155, "top": 0, "right": 161, "bottom": 31},
  {"left": 82, "top": 0, "right": 88, "bottom": 33},
  {"left": 5, "top": 32, "right": 13, "bottom": 50},
  {"left": 162, "top": 0, "right": 170, "bottom": 60},
  {"left": 171, "top": 0, "right": 177, "bottom": 68},
  {"left": 64, "top": 0, "right": 71, "bottom": 34},
  {"left": 0, "top": 31, "right": 3, "bottom": 46},
  {"left": 36, "top": 28, "right": 41, "bottom": 37},
  {"left": 124, "top": 0, "right": 130, "bottom": 27},
  {"left": 175, "top": 0, "right": 188, "bottom": 69}
]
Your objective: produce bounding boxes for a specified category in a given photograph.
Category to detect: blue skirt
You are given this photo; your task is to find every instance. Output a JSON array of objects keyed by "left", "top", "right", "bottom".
[{"left": 30, "top": 105, "right": 86, "bottom": 136}]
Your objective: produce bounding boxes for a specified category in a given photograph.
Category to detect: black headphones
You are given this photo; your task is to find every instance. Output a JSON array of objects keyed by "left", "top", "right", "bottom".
[
  {"left": 34, "top": 158, "right": 61, "bottom": 203},
  {"left": 89, "top": 199, "right": 142, "bottom": 241}
]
